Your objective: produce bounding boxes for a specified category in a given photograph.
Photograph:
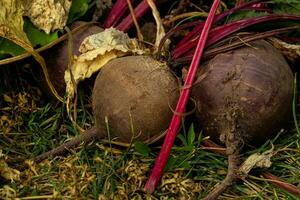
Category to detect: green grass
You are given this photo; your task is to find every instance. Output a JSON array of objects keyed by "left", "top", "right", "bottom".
[{"left": 0, "top": 66, "right": 299, "bottom": 200}]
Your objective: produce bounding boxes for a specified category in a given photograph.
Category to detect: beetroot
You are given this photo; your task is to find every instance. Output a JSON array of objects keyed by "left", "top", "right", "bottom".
[
  {"left": 191, "top": 40, "right": 293, "bottom": 199},
  {"left": 39, "top": 22, "right": 103, "bottom": 98},
  {"left": 30, "top": 55, "right": 179, "bottom": 164},
  {"left": 192, "top": 40, "right": 293, "bottom": 145},
  {"left": 93, "top": 56, "right": 179, "bottom": 143}
]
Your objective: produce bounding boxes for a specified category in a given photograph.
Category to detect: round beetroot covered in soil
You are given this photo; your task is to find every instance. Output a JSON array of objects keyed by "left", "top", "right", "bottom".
[
  {"left": 92, "top": 56, "right": 179, "bottom": 143},
  {"left": 191, "top": 40, "right": 293, "bottom": 145}
]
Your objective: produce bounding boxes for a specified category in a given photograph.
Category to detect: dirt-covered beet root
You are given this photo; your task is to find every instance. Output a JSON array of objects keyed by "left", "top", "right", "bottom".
[
  {"left": 23, "top": 55, "right": 179, "bottom": 167},
  {"left": 39, "top": 22, "right": 103, "bottom": 98},
  {"left": 192, "top": 40, "right": 293, "bottom": 145},
  {"left": 93, "top": 55, "right": 179, "bottom": 143},
  {"left": 192, "top": 40, "right": 293, "bottom": 200}
]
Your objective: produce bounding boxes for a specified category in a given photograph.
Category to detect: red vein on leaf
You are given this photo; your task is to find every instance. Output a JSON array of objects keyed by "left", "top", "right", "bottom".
[{"left": 143, "top": 0, "right": 221, "bottom": 194}]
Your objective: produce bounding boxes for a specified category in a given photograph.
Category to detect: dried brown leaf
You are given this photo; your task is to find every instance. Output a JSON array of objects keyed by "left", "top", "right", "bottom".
[
  {"left": 0, "top": 0, "right": 29, "bottom": 44},
  {"left": 65, "top": 27, "right": 146, "bottom": 99},
  {"left": 24, "top": 0, "right": 71, "bottom": 34},
  {"left": 0, "top": 150, "right": 20, "bottom": 182},
  {"left": 269, "top": 37, "right": 300, "bottom": 63},
  {"left": 239, "top": 147, "right": 274, "bottom": 178},
  {"left": 0, "top": 185, "right": 17, "bottom": 200},
  {"left": 146, "top": 0, "right": 169, "bottom": 51}
]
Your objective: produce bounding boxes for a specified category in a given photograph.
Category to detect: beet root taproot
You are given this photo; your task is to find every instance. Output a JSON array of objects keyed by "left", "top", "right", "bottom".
[
  {"left": 191, "top": 40, "right": 293, "bottom": 200},
  {"left": 30, "top": 55, "right": 179, "bottom": 165}
]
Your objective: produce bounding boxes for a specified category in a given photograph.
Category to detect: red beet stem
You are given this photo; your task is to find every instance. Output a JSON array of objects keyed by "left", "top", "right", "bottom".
[
  {"left": 172, "top": 25, "right": 300, "bottom": 65},
  {"left": 236, "top": 0, "right": 245, "bottom": 6},
  {"left": 144, "top": 0, "right": 221, "bottom": 194},
  {"left": 157, "top": 21, "right": 201, "bottom": 58},
  {"left": 206, "top": 15, "right": 300, "bottom": 47},
  {"left": 262, "top": 172, "right": 300, "bottom": 196},
  {"left": 240, "top": 7, "right": 272, "bottom": 13},
  {"left": 103, "top": 0, "right": 128, "bottom": 28},
  {"left": 116, "top": 0, "right": 156, "bottom": 32},
  {"left": 176, "top": 0, "right": 267, "bottom": 48},
  {"left": 172, "top": 14, "right": 300, "bottom": 59}
]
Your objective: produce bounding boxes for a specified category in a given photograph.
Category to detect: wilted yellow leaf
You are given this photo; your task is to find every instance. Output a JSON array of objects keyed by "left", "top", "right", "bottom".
[
  {"left": 269, "top": 37, "right": 300, "bottom": 63},
  {"left": 146, "top": 0, "right": 168, "bottom": 49},
  {"left": 0, "top": 0, "right": 29, "bottom": 45},
  {"left": 65, "top": 27, "right": 147, "bottom": 99},
  {"left": 24, "top": 0, "right": 71, "bottom": 34},
  {"left": 239, "top": 147, "right": 274, "bottom": 178},
  {"left": 0, "top": 0, "right": 63, "bottom": 102}
]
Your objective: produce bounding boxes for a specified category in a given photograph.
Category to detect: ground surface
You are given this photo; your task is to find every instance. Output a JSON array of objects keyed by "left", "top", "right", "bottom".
[
  {"left": 0, "top": 65, "right": 299, "bottom": 200},
  {"left": 1, "top": 0, "right": 300, "bottom": 199}
]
